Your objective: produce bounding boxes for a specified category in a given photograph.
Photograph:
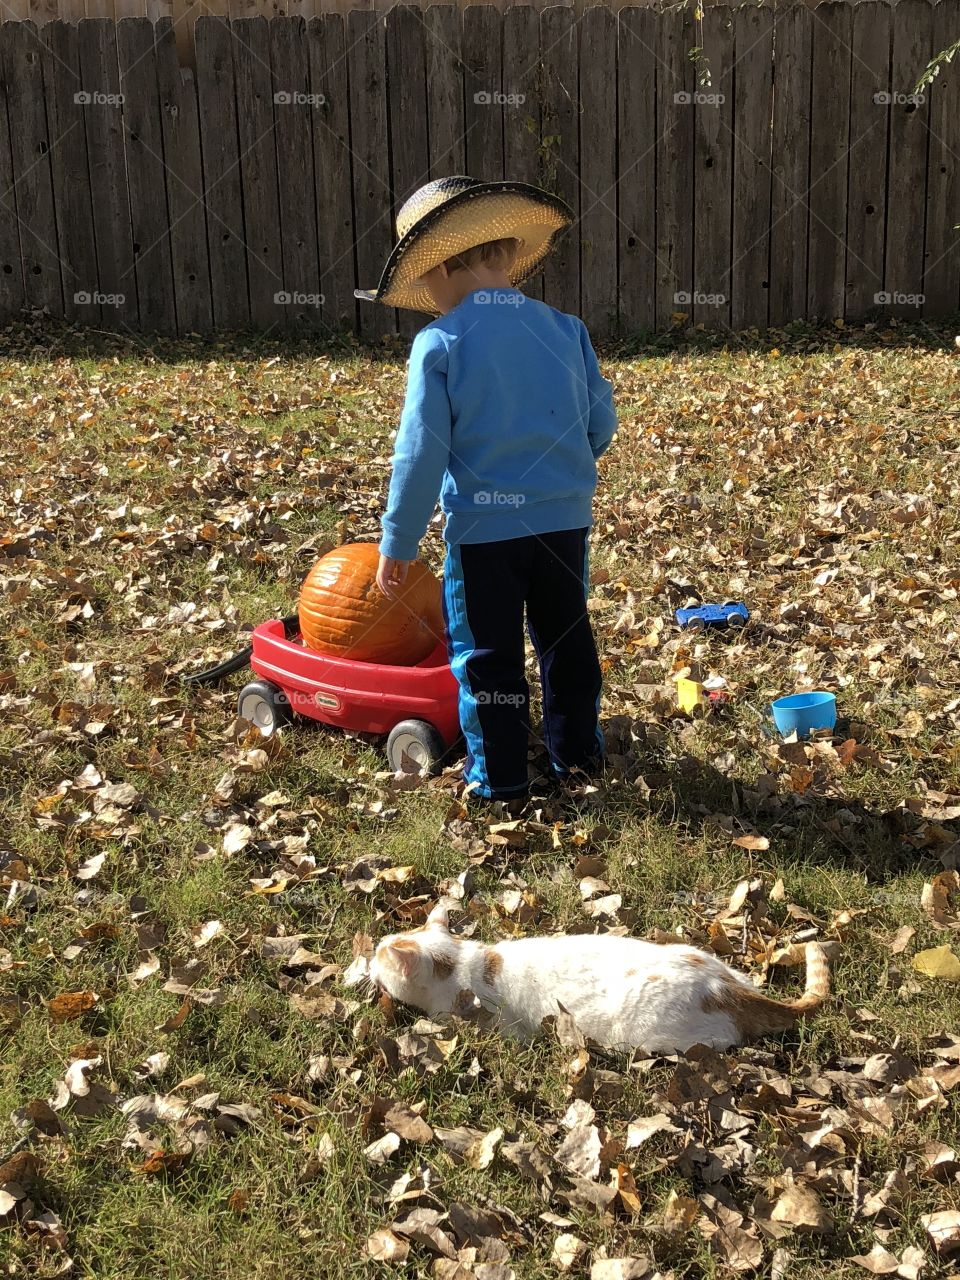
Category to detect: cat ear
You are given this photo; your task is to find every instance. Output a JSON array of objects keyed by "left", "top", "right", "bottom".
[
  {"left": 386, "top": 938, "right": 423, "bottom": 980},
  {"left": 426, "top": 902, "right": 449, "bottom": 930}
]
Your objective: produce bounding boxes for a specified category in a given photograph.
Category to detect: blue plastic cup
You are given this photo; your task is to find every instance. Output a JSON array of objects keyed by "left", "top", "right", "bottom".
[{"left": 770, "top": 691, "right": 837, "bottom": 738}]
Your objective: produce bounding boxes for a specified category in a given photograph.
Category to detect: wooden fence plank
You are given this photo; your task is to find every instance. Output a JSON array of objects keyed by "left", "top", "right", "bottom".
[
  {"left": 117, "top": 17, "right": 177, "bottom": 333},
  {"left": 195, "top": 15, "right": 249, "bottom": 328},
  {"left": 924, "top": 0, "right": 960, "bottom": 314},
  {"left": 503, "top": 5, "right": 540, "bottom": 299},
  {"left": 500, "top": 4, "right": 544, "bottom": 290},
  {"left": 424, "top": 5, "right": 464, "bottom": 177},
  {"left": 539, "top": 4, "right": 578, "bottom": 316},
  {"left": 769, "top": 4, "right": 811, "bottom": 326},
  {"left": 617, "top": 6, "right": 655, "bottom": 334},
  {"left": 502, "top": 5, "right": 539, "bottom": 188},
  {"left": 692, "top": 5, "right": 733, "bottom": 329},
  {"left": 463, "top": 5, "right": 503, "bottom": 180},
  {"left": 347, "top": 7, "right": 395, "bottom": 339},
  {"left": 0, "top": 48, "right": 25, "bottom": 321},
  {"left": 78, "top": 18, "right": 138, "bottom": 325},
  {"left": 155, "top": 16, "right": 212, "bottom": 332},
  {"left": 271, "top": 16, "right": 322, "bottom": 331},
  {"left": 656, "top": 3, "right": 696, "bottom": 327},
  {"left": 885, "top": 0, "right": 934, "bottom": 316},
  {"left": 386, "top": 5, "right": 430, "bottom": 336},
  {"left": 578, "top": 5, "right": 617, "bottom": 336},
  {"left": 231, "top": 16, "right": 283, "bottom": 329},
  {"left": 308, "top": 13, "right": 355, "bottom": 333},
  {"left": 806, "top": 2, "right": 852, "bottom": 321},
  {"left": 731, "top": 4, "right": 773, "bottom": 329},
  {"left": 41, "top": 20, "right": 97, "bottom": 322},
  {"left": 0, "top": 22, "right": 63, "bottom": 315},
  {"left": 845, "top": 0, "right": 891, "bottom": 318}
]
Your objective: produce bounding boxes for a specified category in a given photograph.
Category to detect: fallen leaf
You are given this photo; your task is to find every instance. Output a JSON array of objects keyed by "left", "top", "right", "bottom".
[
  {"left": 590, "top": 1260, "right": 649, "bottom": 1280},
  {"left": 222, "top": 824, "right": 253, "bottom": 855},
  {"left": 661, "top": 1188, "right": 698, "bottom": 1234},
  {"left": 913, "top": 946, "right": 960, "bottom": 981},
  {"left": 769, "top": 1180, "right": 834, "bottom": 1233},
  {"left": 850, "top": 1245, "right": 900, "bottom": 1274},
  {"left": 365, "top": 1228, "right": 410, "bottom": 1262},
  {"left": 922, "top": 1209, "right": 960, "bottom": 1253},
  {"left": 732, "top": 833, "right": 770, "bottom": 851},
  {"left": 465, "top": 1126, "right": 504, "bottom": 1171},
  {"left": 190, "top": 920, "right": 223, "bottom": 948},
  {"left": 552, "top": 1233, "right": 587, "bottom": 1271},
  {"left": 626, "top": 1114, "right": 678, "bottom": 1148},
  {"left": 48, "top": 990, "right": 98, "bottom": 1023}
]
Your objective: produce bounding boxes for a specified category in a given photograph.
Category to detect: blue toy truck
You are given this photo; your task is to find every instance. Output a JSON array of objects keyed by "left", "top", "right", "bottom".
[{"left": 675, "top": 601, "right": 750, "bottom": 630}]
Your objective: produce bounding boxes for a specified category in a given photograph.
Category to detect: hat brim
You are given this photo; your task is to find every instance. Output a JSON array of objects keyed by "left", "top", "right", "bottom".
[{"left": 354, "top": 182, "right": 573, "bottom": 314}]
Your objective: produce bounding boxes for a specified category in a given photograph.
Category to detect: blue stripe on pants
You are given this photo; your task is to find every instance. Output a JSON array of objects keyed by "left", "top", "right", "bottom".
[{"left": 442, "top": 531, "right": 602, "bottom": 799}]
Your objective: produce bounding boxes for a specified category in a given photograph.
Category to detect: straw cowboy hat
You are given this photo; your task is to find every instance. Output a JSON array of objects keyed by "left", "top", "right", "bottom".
[{"left": 354, "top": 176, "right": 574, "bottom": 315}]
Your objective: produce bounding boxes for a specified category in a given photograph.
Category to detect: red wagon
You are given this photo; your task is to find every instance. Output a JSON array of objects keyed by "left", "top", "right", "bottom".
[{"left": 237, "top": 619, "right": 461, "bottom": 773}]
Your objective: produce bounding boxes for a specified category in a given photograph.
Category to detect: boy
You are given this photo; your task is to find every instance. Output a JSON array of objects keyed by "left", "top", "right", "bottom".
[{"left": 356, "top": 176, "right": 617, "bottom": 801}]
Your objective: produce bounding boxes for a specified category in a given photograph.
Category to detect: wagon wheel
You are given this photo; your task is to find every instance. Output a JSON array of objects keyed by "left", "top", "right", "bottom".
[
  {"left": 386, "top": 719, "right": 447, "bottom": 774},
  {"left": 237, "top": 680, "right": 290, "bottom": 737}
]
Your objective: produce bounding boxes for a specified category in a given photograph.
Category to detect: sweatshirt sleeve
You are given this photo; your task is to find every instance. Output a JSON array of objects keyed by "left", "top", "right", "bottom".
[
  {"left": 379, "top": 327, "right": 452, "bottom": 562},
  {"left": 578, "top": 320, "right": 618, "bottom": 460}
]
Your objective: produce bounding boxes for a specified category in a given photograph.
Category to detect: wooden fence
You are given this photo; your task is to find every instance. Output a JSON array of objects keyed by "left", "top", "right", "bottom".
[{"left": 0, "top": 3, "right": 957, "bottom": 341}]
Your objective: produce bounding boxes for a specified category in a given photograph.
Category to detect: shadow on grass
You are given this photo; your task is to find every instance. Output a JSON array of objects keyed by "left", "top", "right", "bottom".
[
  {"left": 587, "top": 712, "right": 956, "bottom": 886},
  {"left": 2, "top": 311, "right": 958, "bottom": 367}
]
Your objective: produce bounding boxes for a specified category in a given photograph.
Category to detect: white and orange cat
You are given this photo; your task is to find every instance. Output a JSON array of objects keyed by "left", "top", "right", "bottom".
[{"left": 369, "top": 904, "right": 830, "bottom": 1053}]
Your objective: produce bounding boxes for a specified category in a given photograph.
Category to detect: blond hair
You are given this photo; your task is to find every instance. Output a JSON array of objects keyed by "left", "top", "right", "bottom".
[{"left": 443, "top": 237, "right": 519, "bottom": 274}]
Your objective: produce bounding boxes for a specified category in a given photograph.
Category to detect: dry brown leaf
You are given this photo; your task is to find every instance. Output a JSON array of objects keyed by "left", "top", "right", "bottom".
[
  {"left": 383, "top": 1103, "right": 433, "bottom": 1144},
  {"left": 590, "top": 1261, "right": 649, "bottom": 1280},
  {"left": 626, "top": 1113, "right": 677, "bottom": 1148},
  {"left": 364, "top": 1133, "right": 402, "bottom": 1164},
  {"left": 48, "top": 990, "right": 98, "bottom": 1023},
  {"left": 365, "top": 1228, "right": 410, "bottom": 1262},
  {"left": 552, "top": 1233, "right": 587, "bottom": 1271},
  {"left": 769, "top": 1180, "right": 834, "bottom": 1233},
  {"left": 0, "top": 1187, "right": 22, "bottom": 1217},
  {"left": 137, "top": 1149, "right": 192, "bottom": 1177},
  {"left": 611, "top": 1164, "right": 643, "bottom": 1216},
  {"left": 222, "top": 824, "right": 253, "bottom": 855},
  {"left": 922, "top": 1209, "right": 960, "bottom": 1253},
  {"left": 0, "top": 1151, "right": 41, "bottom": 1188},
  {"left": 465, "top": 1126, "right": 503, "bottom": 1171},
  {"left": 849, "top": 1244, "right": 900, "bottom": 1274},
  {"left": 732, "top": 833, "right": 770, "bottom": 851},
  {"left": 556, "top": 1120, "right": 603, "bottom": 1181},
  {"left": 190, "top": 920, "right": 223, "bottom": 948},
  {"left": 661, "top": 1188, "right": 698, "bottom": 1234},
  {"left": 889, "top": 926, "right": 916, "bottom": 955},
  {"left": 922, "top": 871, "right": 960, "bottom": 927},
  {"left": 156, "top": 998, "right": 191, "bottom": 1033}
]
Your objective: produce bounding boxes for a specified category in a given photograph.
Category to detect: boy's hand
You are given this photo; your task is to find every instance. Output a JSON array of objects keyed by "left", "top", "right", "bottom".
[{"left": 377, "top": 554, "right": 411, "bottom": 597}]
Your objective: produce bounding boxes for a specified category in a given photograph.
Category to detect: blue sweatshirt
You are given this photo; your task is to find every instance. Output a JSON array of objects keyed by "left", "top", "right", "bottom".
[{"left": 379, "top": 287, "right": 617, "bottom": 561}]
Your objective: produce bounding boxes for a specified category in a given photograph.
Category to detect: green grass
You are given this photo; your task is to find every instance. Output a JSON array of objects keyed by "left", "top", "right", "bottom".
[{"left": 1, "top": 314, "right": 959, "bottom": 1278}]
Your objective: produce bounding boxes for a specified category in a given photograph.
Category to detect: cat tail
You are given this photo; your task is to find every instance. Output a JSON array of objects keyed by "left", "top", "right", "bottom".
[{"left": 783, "top": 941, "right": 831, "bottom": 1013}]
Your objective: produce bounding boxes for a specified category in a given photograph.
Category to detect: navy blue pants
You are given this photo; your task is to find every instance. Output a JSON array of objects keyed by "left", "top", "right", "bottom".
[{"left": 442, "top": 528, "right": 604, "bottom": 799}]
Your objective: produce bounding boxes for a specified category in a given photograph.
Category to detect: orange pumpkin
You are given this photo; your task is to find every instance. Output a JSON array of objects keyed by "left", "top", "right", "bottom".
[{"left": 298, "top": 543, "right": 444, "bottom": 665}]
